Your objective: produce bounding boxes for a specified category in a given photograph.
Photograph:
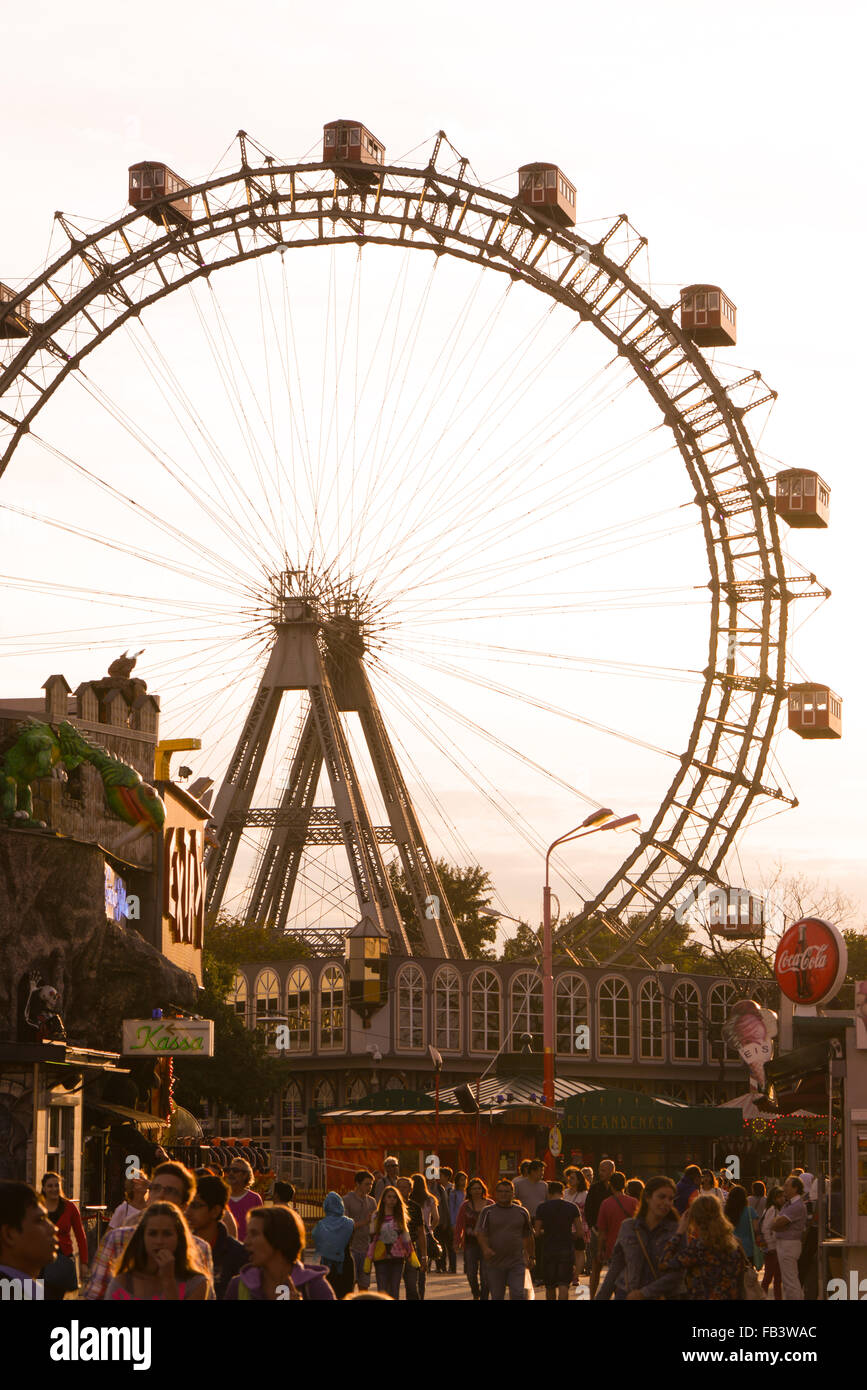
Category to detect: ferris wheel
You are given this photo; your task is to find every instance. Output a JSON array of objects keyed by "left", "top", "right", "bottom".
[{"left": 0, "top": 122, "right": 833, "bottom": 965}]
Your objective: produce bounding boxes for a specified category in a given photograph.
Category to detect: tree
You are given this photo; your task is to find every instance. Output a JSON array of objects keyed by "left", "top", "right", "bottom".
[
  {"left": 205, "top": 914, "right": 312, "bottom": 965},
  {"left": 500, "top": 921, "right": 540, "bottom": 961},
  {"left": 172, "top": 949, "right": 292, "bottom": 1115},
  {"left": 387, "top": 859, "right": 499, "bottom": 958}
]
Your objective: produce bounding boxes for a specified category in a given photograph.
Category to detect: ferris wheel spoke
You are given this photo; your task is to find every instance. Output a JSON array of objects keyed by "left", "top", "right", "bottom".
[
  {"left": 71, "top": 361, "right": 272, "bottom": 578},
  {"left": 381, "top": 646, "right": 682, "bottom": 763},
  {"left": 386, "top": 632, "right": 702, "bottom": 684},
  {"left": 374, "top": 673, "right": 597, "bottom": 904}
]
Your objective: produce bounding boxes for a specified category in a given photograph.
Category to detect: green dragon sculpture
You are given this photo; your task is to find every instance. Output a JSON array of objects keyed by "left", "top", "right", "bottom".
[{"left": 1, "top": 719, "right": 165, "bottom": 845}]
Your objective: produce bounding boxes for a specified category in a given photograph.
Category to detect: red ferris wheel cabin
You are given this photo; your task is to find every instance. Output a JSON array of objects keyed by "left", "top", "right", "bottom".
[
  {"left": 322, "top": 121, "right": 385, "bottom": 175},
  {"left": 516, "top": 164, "right": 576, "bottom": 227},
  {"left": 787, "top": 684, "right": 842, "bottom": 739},
  {"left": 0, "top": 281, "right": 30, "bottom": 338},
  {"left": 128, "top": 163, "right": 193, "bottom": 226},
  {"left": 774, "top": 469, "right": 830, "bottom": 529},
  {"left": 680, "top": 284, "right": 737, "bottom": 348}
]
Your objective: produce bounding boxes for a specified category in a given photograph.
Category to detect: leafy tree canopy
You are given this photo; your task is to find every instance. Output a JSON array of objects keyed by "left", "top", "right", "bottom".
[
  {"left": 206, "top": 914, "right": 312, "bottom": 965},
  {"left": 387, "top": 859, "right": 498, "bottom": 958}
]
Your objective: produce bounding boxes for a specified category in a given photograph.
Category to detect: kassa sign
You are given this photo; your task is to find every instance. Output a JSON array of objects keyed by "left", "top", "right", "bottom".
[{"left": 773, "top": 918, "right": 847, "bottom": 1006}]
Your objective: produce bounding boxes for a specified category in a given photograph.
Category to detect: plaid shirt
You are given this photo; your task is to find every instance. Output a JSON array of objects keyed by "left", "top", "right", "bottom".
[{"left": 84, "top": 1221, "right": 215, "bottom": 1300}]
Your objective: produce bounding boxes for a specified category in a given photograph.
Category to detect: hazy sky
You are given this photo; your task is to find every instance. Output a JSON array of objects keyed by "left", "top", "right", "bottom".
[{"left": 1, "top": 1, "right": 864, "bottom": 940}]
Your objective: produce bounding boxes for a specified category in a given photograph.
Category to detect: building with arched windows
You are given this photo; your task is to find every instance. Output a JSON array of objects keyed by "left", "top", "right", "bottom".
[{"left": 203, "top": 951, "right": 777, "bottom": 1183}]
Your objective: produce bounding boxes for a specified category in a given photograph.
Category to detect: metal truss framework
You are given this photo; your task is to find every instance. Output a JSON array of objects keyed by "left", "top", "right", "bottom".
[
  {"left": 202, "top": 586, "right": 467, "bottom": 960},
  {"left": 0, "top": 133, "right": 809, "bottom": 965}
]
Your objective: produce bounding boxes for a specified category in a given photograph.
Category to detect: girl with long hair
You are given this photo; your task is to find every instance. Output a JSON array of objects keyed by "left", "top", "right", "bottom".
[
  {"left": 367, "top": 1185, "right": 416, "bottom": 1300},
  {"left": 105, "top": 1202, "right": 210, "bottom": 1300},
  {"left": 109, "top": 1169, "right": 149, "bottom": 1231},
  {"left": 596, "top": 1176, "right": 681, "bottom": 1302},
  {"left": 759, "top": 1186, "right": 785, "bottom": 1299},
  {"left": 455, "top": 1178, "right": 494, "bottom": 1300},
  {"left": 699, "top": 1169, "right": 724, "bottom": 1203},
  {"left": 659, "top": 1193, "right": 747, "bottom": 1299},
  {"left": 724, "top": 1183, "right": 757, "bottom": 1264},
  {"left": 40, "top": 1171, "right": 89, "bottom": 1300}
]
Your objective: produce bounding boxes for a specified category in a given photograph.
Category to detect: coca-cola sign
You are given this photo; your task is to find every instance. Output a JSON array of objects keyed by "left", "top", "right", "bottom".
[{"left": 774, "top": 918, "right": 848, "bottom": 1005}]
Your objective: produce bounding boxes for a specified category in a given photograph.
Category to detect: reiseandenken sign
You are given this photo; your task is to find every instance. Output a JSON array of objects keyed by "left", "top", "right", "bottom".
[{"left": 121, "top": 1018, "right": 214, "bottom": 1057}]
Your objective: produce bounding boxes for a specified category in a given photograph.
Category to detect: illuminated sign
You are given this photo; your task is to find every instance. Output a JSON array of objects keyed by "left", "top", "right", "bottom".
[
  {"left": 105, "top": 863, "right": 140, "bottom": 923},
  {"left": 122, "top": 1017, "right": 214, "bottom": 1057},
  {"left": 773, "top": 918, "right": 848, "bottom": 1006},
  {"left": 163, "top": 829, "right": 204, "bottom": 948}
]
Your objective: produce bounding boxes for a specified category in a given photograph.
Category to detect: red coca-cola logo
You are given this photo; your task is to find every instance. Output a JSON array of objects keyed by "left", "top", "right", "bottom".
[{"left": 774, "top": 918, "right": 847, "bottom": 1005}]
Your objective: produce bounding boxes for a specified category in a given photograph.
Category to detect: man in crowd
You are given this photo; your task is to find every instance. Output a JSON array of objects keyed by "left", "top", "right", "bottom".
[
  {"left": 0, "top": 1181, "right": 57, "bottom": 1295},
  {"left": 674, "top": 1163, "right": 701, "bottom": 1214},
  {"left": 533, "top": 1180, "right": 580, "bottom": 1301},
  {"left": 396, "top": 1175, "right": 428, "bottom": 1300},
  {"left": 433, "top": 1167, "right": 456, "bottom": 1274},
  {"left": 343, "top": 1169, "right": 377, "bottom": 1290},
  {"left": 584, "top": 1157, "right": 614, "bottom": 1297},
  {"left": 515, "top": 1158, "right": 548, "bottom": 1283},
  {"left": 597, "top": 1171, "right": 639, "bottom": 1272},
  {"left": 373, "top": 1156, "right": 400, "bottom": 1199},
  {"left": 773, "top": 1174, "right": 807, "bottom": 1301},
  {"left": 186, "top": 1173, "right": 247, "bottom": 1299},
  {"left": 85, "top": 1160, "right": 214, "bottom": 1299},
  {"left": 477, "top": 1177, "right": 534, "bottom": 1301}
]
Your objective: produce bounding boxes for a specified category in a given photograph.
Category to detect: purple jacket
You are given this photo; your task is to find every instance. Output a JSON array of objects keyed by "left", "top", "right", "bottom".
[{"left": 224, "top": 1261, "right": 336, "bottom": 1301}]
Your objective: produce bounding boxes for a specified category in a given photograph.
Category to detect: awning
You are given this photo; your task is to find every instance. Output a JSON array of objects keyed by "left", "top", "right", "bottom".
[
  {"left": 562, "top": 1087, "right": 743, "bottom": 1137},
  {"left": 85, "top": 1101, "right": 164, "bottom": 1133},
  {"left": 163, "top": 1105, "right": 203, "bottom": 1141}
]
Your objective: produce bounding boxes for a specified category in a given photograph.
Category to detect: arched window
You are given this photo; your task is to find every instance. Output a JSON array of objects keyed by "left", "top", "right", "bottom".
[
  {"left": 231, "top": 972, "right": 248, "bottom": 1023},
  {"left": 313, "top": 1078, "right": 335, "bottom": 1110},
  {"left": 556, "top": 975, "right": 589, "bottom": 1054},
  {"left": 433, "top": 967, "right": 461, "bottom": 1051},
  {"left": 255, "top": 969, "right": 281, "bottom": 1046},
  {"left": 345, "top": 1077, "right": 368, "bottom": 1104},
  {"left": 397, "top": 964, "right": 425, "bottom": 1049},
  {"left": 286, "top": 967, "right": 311, "bottom": 1051},
  {"left": 639, "top": 979, "right": 664, "bottom": 1060},
  {"left": 470, "top": 970, "right": 500, "bottom": 1052},
  {"left": 672, "top": 981, "right": 701, "bottom": 1061},
  {"left": 281, "top": 1080, "right": 305, "bottom": 1170},
  {"left": 708, "top": 983, "right": 739, "bottom": 1061},
  {"left": 510, "top": 972, "right": 543, "bottom": 1050},
  {"left": 598, "top": 978, "right": 631, "bottom": 1057},
  {"left": 320, "top": 966, "right": 345, "bottom": 1049}
]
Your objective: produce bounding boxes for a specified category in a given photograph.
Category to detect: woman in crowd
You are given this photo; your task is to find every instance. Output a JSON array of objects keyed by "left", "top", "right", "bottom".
[
  {"left": 109, "top": 1170, "right": 149, "bottom": 1231},
  {"left": 454, "top": 1177, "right": 494, "bottom": 1300},
  {"left": 225, "top": 1157, "right": 264, "bottom": 1240},
  {"left": 40, "top": 1171, "right": 89, "bottom": 1300},
  {"left": 312, "top": 1192, "right": 356, "bottom": 1298},
  {"left": 748, "top": 1180, "right": 767, "bottom": 1220},
  {"left": 562, "top": 1168, "right": 588, "bottom": 1276},
  {"left": 226, "top": 1204, "right": 334, "bottom": 1300},
  {"left": 699, "top": 1169, "right": 724, "bottom": 1204},
  {"left": 724, "top": 1183, "right": 757, "bottom": 1265},
  {"left": 659, "top": 1194, "right": 747, "bottom": 1300},
  {"left": 595, "top": 1176, "right": 682, "bottom": 1301},
  {"left": 366, "top": 1186, "right": 416, "bottom": 1301},
  {"left": 104, "top": 1202, "right": 210, "bottom": 1300},
  {"left": 759, "top": 1186, "right": 785, "bottom": 1299}
]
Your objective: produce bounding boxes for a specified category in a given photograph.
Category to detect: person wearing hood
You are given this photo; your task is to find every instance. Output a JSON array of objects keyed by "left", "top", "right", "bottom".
[
  {"left": 312, "top": 1192, "right": 355, "bottom": 1298},
  {"left": 224, "top": 1204, "right": 335, "bottom": 1301}
]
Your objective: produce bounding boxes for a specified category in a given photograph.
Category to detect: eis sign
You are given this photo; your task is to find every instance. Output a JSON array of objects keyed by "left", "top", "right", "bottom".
[{"left": 773, "top": 918, "right": 848, "bottom": 1006}]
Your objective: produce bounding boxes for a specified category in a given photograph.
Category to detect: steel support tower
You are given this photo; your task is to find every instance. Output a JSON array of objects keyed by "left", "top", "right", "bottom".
[{"left": 205, "top": 572, "right": 466, "bottom": 960}]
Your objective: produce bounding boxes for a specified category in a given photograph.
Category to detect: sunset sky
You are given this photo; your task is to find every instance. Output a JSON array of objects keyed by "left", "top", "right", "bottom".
[{"left": 1, "top": 0, "right": 863, "bottom": 942}]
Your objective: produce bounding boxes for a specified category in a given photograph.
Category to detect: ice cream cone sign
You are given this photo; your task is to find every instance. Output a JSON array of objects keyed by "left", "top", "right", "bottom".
[{"left": 722, "top": 1000, "right": 778, "bottom": 1091}]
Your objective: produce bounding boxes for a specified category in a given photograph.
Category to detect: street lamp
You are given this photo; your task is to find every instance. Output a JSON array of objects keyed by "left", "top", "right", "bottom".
[{"left": 542, "top": 808, "right": 641, "bottom": 1108}]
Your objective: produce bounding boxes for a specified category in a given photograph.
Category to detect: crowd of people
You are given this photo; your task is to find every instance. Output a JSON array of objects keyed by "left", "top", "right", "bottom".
[{"left": 0, "top": 1154, "right": 823, "bottom": 1303}]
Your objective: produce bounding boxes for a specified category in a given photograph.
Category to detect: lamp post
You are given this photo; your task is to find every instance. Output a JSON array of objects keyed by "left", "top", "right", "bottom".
[{"left": 542, "top": 808, "right": 640, "bottom": 1109}]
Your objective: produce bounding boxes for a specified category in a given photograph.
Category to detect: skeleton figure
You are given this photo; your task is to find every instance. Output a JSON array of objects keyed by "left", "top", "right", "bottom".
[{"left": 24, "top": 972, "right": 67, "bottom": 1042}]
